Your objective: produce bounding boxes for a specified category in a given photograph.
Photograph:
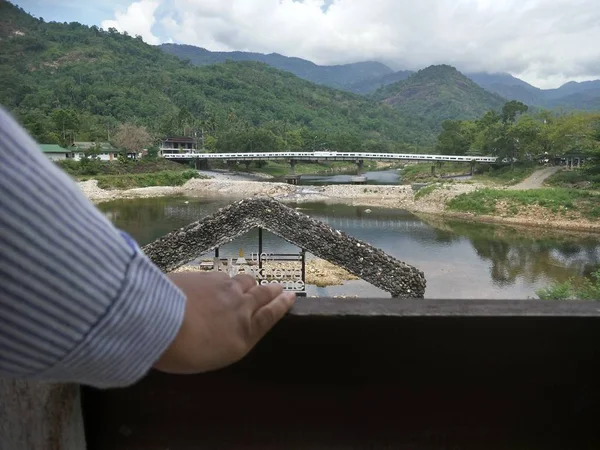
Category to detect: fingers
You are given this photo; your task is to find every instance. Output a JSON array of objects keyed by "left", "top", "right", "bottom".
[
  {"left": 251, "top": 292, "right": 296, "bottom": 342},
  {"left": 231, "top": 273, "right": 258, "bottom": 293},
  {"left": 246, "top": 283, "right": 284, "bottom": 310}
]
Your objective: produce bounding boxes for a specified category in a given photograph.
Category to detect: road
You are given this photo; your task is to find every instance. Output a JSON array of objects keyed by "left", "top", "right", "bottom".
[{"left": 508, "top": 167, "right": 561, "bottom": 190}]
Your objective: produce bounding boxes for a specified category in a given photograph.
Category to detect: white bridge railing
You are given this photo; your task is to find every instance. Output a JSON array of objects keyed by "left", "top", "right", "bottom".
[{"left": 162, "top": 151, "right": 497, "bottom": 163}]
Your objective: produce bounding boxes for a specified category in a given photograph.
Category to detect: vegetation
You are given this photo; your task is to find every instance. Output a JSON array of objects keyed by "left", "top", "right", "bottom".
[
  {"left": 434, "top": 100, "right": 600, "bottom": 165},
  {"left": 472, "top": 164, "right": 538, "bottom": 186},
  {"left": 400, "top": 162, "right": 470, "bottom": 183},
  {"left": 161, "top": 45, "right": 600, "bottom": 111},
  {"left": 58, "top": 157, "right": 190, "bottom": 177},
  {"left": 113, "top": 124, "right": 152, "bottom": 154},
  {"left": 537, "top": 270, "right": 600, "bottom": 300},
  {"left": 0, "top": 2, "right": 434, "bottom": 153},
  {"left": 371, "top": 65, "right": 506, "bottom": 131},
  {"left": 447, "top": 188, "right": 600, "bottom": 220},
  {"left": 84, "top": 170, "right": 201, "bottom": 190},
  {"left": 160, "top": 44, "right": 394, "bottom": 91},
  {"left": 545, "top": 168, "right": 600, "bottom": 190},
  {"left": 414, "top": 184, "right": 443, "bottom": 200}
]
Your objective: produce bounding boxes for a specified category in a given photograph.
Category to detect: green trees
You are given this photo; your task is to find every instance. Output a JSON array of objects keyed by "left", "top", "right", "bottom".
[
  {"left": 438, "top": 101, "right": 600, "bottom": 165},
  {"left": 435, "top": 120, "right": 476, "bottom": 155},
  {"left": 51, "top": 109, "right": 79, "bottom": 145}
]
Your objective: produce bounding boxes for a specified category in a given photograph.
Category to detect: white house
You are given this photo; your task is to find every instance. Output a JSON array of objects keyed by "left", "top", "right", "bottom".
[
  {"left": 71, "top": 142, "right": 138, "bottom": 161},
  {"left": 39, "top": 144, "right": 77, "bottom": 161}
]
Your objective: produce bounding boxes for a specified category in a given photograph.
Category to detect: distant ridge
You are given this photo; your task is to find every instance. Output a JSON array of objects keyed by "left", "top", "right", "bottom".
[
  {"left": 159, "top": 43, "right": 394, "bottom": 90},
  {"left": 371, "top": 65, "right": 506, "bottom": 128}
]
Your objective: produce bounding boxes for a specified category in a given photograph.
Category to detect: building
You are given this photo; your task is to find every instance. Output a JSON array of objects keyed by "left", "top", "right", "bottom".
[
  {"left": 39, "top": 144, "right": 76, "bottom": 161},
  {"left": 71, "top": 142, "right": 137, "bottom": 161},
  {"left": 159, "top": 137, "right": 198, "bottom": 156}
]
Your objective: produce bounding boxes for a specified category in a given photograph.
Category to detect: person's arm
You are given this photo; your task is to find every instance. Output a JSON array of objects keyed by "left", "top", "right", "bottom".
[
  {"left": 0, "top": 107, "right": 187, "bottom": 388},
  {"left": 0, "top": 108, "right": 295, "bottom": 388}
]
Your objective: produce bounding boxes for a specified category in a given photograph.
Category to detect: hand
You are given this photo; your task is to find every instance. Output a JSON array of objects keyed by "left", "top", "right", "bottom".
[{"left": 153, "top": 272, "right": 296, "bottom": 374}]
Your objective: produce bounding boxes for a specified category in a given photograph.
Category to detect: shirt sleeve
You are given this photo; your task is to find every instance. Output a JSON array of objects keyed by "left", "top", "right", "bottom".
[{"left": 0, "top": 107, "right": 187, "bottom": 388}]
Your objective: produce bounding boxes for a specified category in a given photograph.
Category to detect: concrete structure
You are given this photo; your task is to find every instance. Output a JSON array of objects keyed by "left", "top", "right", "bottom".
[
  {"left": 159, "top": 137, "right": 198, "bottom": 156},
  {"left": 83, "top": 299, "right": 600, "bottom": 450},
  {"left": 39, "top": 144, "right": 76, "bottom": 161},
  {"left": 142, "top": 198, "right": 427, "bottom": 298}
]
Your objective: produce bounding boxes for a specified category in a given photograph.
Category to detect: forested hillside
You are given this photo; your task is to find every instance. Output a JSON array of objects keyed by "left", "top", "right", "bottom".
[
  {"left": 372, "top": 65, "right": 507, "bottom": 130},
  {"left": 346, "top": 70, "right": 414, "bottom": 95},
  {"left": 435, "top": 100, "right": 600, "bottom": 163},
  {"left": 0, "top": 2, "right": 434, "bottom": 152},
  {"left": 160, "top": 43, "right": 394, "bottom": 92}
]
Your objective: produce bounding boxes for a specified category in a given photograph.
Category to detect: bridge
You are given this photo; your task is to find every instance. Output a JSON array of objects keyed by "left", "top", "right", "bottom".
[{"left": 162, "top": 150, "right": 497, "bottom": 164}]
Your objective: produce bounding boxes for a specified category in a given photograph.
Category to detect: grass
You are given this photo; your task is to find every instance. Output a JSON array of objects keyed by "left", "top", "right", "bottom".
[
  {"left": 537, "top": 270, "right": 600, "bottom": 300},
  {"left": 472, "top": 164, "right": 538, "bottom": 186},
  {"left": 59, "top": 158, "right": 191, "bottom": 176},
  {"left": 544, "top": 168, "right": 600, "bottom": 190},
  {"left": 414, "top": 183, "right": 442, "bottom": 200},
  {"left": 400, "top": 162, "right": 469, "bottom": 183},
  {"left": 447, "top": 188, "right": 600, "bottom": 220},
  {"left": 82, "top": 170, "right": 202, "bottom": 189}
]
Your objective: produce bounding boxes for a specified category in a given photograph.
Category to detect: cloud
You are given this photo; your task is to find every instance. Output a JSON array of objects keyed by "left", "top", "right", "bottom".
[
  {"left": 101, "top": 0, "right": 161, "bottom": 45},
  {"left": 105, "top": 0, "right": 600, "bottom": 88}
]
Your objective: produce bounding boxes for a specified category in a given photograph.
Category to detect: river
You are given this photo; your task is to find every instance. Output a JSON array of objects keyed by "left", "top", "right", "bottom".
[
  {"left": 98, "top": 196, "right": 600, "bottom": 299},
  {"left": 298, "top": 169, "right": 401, "bottom": 185}
]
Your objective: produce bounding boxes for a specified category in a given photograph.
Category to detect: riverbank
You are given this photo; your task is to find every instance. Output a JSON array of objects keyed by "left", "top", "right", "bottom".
[{"left": 79, "top": 176, "right": 600, "bottom": 233}]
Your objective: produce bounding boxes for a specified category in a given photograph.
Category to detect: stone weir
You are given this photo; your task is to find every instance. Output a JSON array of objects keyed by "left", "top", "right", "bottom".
[{"left": 142, "top": 197, "right": 426, "bottom": 298}]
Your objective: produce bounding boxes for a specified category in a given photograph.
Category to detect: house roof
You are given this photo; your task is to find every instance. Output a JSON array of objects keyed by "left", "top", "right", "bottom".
[
  {"left": 142, "top": 198, "right": 426, "bottom": 298},
  {"left": 39, "top": 144, "right": 68, "bottom": 153}
]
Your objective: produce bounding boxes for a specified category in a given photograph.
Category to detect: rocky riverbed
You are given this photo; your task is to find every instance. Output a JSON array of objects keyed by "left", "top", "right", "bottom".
[
  {"left": 79, "top": 175, "right": 600, "bottom": 233},
  {"left": 78, "top": 177, "right": 479, "bottom": 214}
]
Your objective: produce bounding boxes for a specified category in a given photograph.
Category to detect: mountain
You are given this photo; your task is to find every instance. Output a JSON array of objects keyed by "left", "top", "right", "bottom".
[
  {"left": 159, "top": 43, "right": 600, "bottom": 113},
  {"left": 0, "top": 2, "right": 435, "bottom": 149},
  {"left": 546, "top": 90, "right": 600, "bottom": 111},
  {"left": 544, "top": 80, "right": 600, "bottom": 101},
  {"left": 371, "top": 65, "right": 507, "bottom": 129},
  {"left": 464, "top": 72, "right": 545, "bottom": 105},
  {"left": 159, "top": 43, "right": 394, "bottom": 91},
  {"left": 346, "top": 70, "right": 414, "bottom": 94}
]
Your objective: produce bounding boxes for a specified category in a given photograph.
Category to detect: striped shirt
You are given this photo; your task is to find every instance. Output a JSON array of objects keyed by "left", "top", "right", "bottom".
[{"left": 0, "top": 107, "right": 186, "bottom": 388}]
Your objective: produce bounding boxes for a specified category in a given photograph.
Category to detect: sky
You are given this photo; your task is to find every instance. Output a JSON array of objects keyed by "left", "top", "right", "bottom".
[{"left": 12, "top": 0, "right": 600, "bottom": 89}]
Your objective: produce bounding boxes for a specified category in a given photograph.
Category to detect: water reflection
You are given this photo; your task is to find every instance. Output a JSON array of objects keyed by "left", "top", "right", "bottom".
[
  {"left": 98, "top": 197, "right": 600, "bottom": 299},
  {"left": 425, "top": 219, "right": 600, "bottom": 286}
]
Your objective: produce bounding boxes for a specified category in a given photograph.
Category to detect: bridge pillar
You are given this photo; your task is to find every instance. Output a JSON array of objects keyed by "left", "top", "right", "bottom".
[
  {"left": 244, "top": 161, "right": 252, "bottom": 170},
  {"left": 431, "top": 165, "right": 436, "bottom": 176},
  {"left": 290, "top": 159, "right": 297, "bottom": 173},
  {"left": 470, "top": 161, "right": 475, "bottom": 176},
  {"left": 356, "top": 160, "right": 364, "bottom": 175}
]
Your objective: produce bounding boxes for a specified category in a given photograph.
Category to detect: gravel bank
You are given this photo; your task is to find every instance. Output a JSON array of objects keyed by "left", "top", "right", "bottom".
[
  {"left": 78, "top": 178, "right": 600, "bottom": 233},
  {"left": 78, "top": 177, "right": 479, "bottom": 214}
]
